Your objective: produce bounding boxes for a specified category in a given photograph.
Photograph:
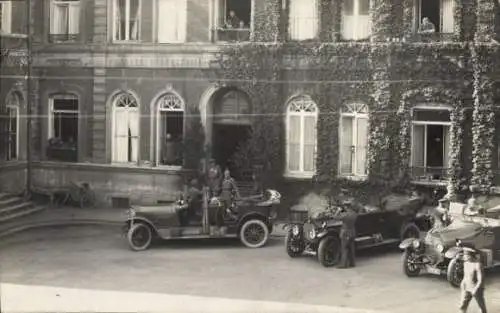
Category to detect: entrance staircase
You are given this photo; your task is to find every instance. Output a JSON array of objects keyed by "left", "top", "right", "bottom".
[{"left": 0, "top": 192, "right": 46, "bottom": 229}]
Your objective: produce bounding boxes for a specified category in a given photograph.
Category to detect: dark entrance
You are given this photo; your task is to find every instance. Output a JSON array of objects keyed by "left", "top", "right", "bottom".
[{"left": 212, "top": 123, "right": 251, "bottom": 180}]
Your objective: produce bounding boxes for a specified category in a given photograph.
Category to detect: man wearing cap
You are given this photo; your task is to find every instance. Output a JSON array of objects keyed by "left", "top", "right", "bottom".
[
  {"left": 335, "top": 201, "right": 359, "bottom": 269},
  {"left": 459, "top": 248, "right": 487, "bottom": 313},
  {"left": 432, "top": 197, "right": 452, "bottom": 231},
  {"left": 206, "top": 159, "right": 222, "bottom": 197}
]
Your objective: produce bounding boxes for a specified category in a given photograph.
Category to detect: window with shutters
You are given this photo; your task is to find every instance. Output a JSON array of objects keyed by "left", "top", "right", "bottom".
[
  {"left": 416, "top": 0, "right": 455, "bottom": 34},
  {"left": 285, "top": 96, "right": 318, "bottom": 178},
  {"left": 288, "top": 0, "right": 319, "bottom": 41},
  {"left": 411, "top": 106, "right": 452, "bottom": 182},
  {"left": 47, "top": 94, "right": 79, "bottom": 162},
  {"left": 339, "top": 103, "right": 368, "bottom": 177},
  {"left": 341, "top": 0, "right": 371, "bottom": 40},
  {"left": 112, "top": 92, "right": 140, "bottom": 163},
  {"left": 155, "top": 93, "right": 184, "bottom": 167},
  {"left": 157, "top": 0, "right": 187, "bottom": 43},
  {"left": 0, "top": 92, "right": 20, "bottom": 161},
  {"left": 49, "top": 0, "right": 81, "bottom": 42},
  {"left": 113, "top": 0, "right": 141, "bottom": 41},
  {"left": 0, "top": 0, "right": 12, "bottom": 34}
]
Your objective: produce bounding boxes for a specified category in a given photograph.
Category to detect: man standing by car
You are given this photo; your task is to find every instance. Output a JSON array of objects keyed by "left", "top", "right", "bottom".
[
  {"left": 459, "top": 248, "right": 487, "bottom": 313},
  {"left": 432, "top": 197, "right": 452, "bottom": 231},
  {"left": 206, "top": 159, "right": 222, "bottom": 197},
  {"left": 336, "top": 201, "right": 359, "bottom": 269}
]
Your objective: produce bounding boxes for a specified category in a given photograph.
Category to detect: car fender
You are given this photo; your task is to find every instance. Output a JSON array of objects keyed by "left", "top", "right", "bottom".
[
  {"left": 399, "top": 238, "right": 416, "bottom": 250},
  {"left": 125, "top": 217, "right": 158, "bottom": 234},
  {"left": 444, "top": 247, "right": 461, "bottom": 259},
  {"left": 238, "top": 212, "right": 270, "bottom": 230}
]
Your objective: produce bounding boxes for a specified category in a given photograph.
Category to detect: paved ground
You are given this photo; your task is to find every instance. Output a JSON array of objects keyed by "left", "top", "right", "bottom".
[{"left": 0, "top": 226, "right": 499, "bottom": 313}]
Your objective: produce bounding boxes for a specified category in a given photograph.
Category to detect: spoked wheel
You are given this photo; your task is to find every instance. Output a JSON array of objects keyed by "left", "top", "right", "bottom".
[
  {"left": 318, "top": 236, "right": 340, "bottom": 268},
  {"left": 127, "top": 223, "right": 153, "bottom": 251},
  {"left": 402, "top": 250, "right": 421, "bottom": 277},
  {"left": 240, "top": 219, "right": 269, "bottom": 248},
  {"left": 447, "top": 258, "right": 464, "bottom": 288},
  {"left": 285, "top": 228, "right": 304, "bottom": 258}
]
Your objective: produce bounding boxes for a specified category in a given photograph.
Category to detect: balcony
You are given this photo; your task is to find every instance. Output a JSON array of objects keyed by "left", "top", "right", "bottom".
[
  {"left": 411, "top": 166, "right": 449, "bottom": 185},
  {"left": 212, "top": 27, "right": 250, "bottom": 43}
]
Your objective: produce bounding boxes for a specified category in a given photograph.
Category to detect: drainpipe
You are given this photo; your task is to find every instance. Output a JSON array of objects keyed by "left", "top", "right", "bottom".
[{"left": 26, "top": 0, "right": 32, "bottom": 194}]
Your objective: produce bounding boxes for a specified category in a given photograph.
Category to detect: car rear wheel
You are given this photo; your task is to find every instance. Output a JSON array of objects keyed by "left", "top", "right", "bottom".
[
  {"left": 285, "top": 228, "right": 304, "bottom": 258},
  {"left": 318, "top": 236, "right": 340, "bottom": 268},
  {"left": 447, "top": 258, "right": 464, "bottom": 288},
  {"left": 240, "top": 219, "right": 269, "bottom": 248},
  {"left": 402, "top": 250, "right": 421, "bottom": 277},
  {"left": 400, "top": 223, "right": 421, "bottom": 242},
  {"left": 127, "top": 223, "right": 153, "bottom": 251}
]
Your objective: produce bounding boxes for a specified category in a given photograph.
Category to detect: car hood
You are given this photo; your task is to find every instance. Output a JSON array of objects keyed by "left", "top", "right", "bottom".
[
  {"left": 131, "top": 203, "right": 178, "bottom": 215},
  {"left": 427, "top": 219, "right": 484, "bottom": 245}
]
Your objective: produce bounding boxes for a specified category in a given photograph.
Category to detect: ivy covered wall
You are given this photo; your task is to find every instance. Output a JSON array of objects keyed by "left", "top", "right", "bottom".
[{"left": 212, "top": 0, "right": 500, "bottom": 200}]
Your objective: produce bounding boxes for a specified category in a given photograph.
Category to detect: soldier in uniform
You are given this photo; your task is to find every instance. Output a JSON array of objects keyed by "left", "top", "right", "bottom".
[
  {"left": 206, "top": 158, "right": 222, "bottom": 197},
  {"left": 220, "top": 169, "right": 240, "bottom": 212},
  {"left": 336, "top": 201, "right": 359, "bottom": 269},
  {"left": 460, "top": 248, "right": 487, "bottom": 313},
  {"left": 432, "top": 197, "right": 452, "bottom": 231}
]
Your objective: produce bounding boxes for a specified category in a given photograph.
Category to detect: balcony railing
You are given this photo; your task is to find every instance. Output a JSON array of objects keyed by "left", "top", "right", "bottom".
[
  {"left": 212, "top": 27, "right": 250, "bottom": 42},
  {"left": 408, "top": 32, "right": 454, "bottom": 42},
  {"left": 411, "top": 166, "right": 449, "bottom": 182},
  {"left": 48, "top": 33, "right": 80, "bottom": 43},
  {"left": 46, "top": 145, "right": 77, "bottom": 162}
]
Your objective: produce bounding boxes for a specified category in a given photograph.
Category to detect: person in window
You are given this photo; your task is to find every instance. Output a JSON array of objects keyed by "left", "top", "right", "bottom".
[
  {"left": 225, "top": 10, "right": 240, "bottom": 41},
  {"left": 419, "top": 17, "right": 436, "bottom": 34},
  {"left": 162, "top": 133, "right": 176, "bottom": 165},
  {"left": 207, "top": 158, "right": 222, "bottom": 197}
]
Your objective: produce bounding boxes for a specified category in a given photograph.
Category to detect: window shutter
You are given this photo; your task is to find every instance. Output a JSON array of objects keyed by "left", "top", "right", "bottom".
[
  {"left": 287, "top": 115, "right": 301, "bottom": 172},
  {"left": 114, "top": 109, "right": 129, "bottom": 162},
  {"left": 412, "top": 125, "right": 425, "bottom": 176},
  {"left": 158, "top": 0, "right": 186, "bottom": 43},
  {"left": 356, "top": 117, "right": 368, "bottom": 175},
  {"left": 443, "top": 125, "right": 451, "bottom": 168},
  {"left": 68, "top": 2, "right": 80, "bottom": 34},
  {"left": 441, "top": 0, "right": 455, "bottom": 33},
  {"left": 340, "top": 116, "right": 353, "bottom": 174},
  {"left": 303, "top": 115, "right": 316, "bottom": 172}
]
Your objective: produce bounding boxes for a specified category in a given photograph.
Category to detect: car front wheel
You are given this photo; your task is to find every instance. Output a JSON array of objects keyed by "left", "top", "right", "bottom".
[
  {"left": 127, "top": 223, "right": 153, "bottom": 251},
  {"left": 402, "top": 250, "right": 421, "bottom": 277},
  {"left": 285, "top": 228, "right": 304, "bottom": 258},
  {"left": 447, "top": 258, "right": 464, "bottom": 288},
  {"left": 240, "top": 219, "right": 269, "bottom": 248},
  {"left": 318, "top": 236, "right": 340, "bottom": 268}
]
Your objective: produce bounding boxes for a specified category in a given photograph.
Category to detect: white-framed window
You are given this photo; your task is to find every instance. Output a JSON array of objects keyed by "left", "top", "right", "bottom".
[
  {"left": 47, "top": 94, "right": 79, "bottom": 162},
  {"left": 0, "top": 92, "right": 21, "bottom": 161},
  {"left": 155, "top": 93, "right": 184, "bottom": 167},
  {"left": 339, "top": 103, "right": 369, "bottom": 177},
  {"left": 157, "top": 0, "right": 187, "bottom": 43},
  {"left": 288, "top": 0, "right": 318, "bottom": 41},
  {"left": 213, "top": 0, "right": 252, "bottom": 42},
  {"left": 341, "top": 0, "right": 371, "bottom": 40},
  {"left": 49, "top": 0, "right": 80, "bottom": 41},
  {"left": 113, "top": 0, "right": 141, "bottom": 41},
  {"left": 0, "top": 0, "right": 12, "bottom": 34},
  {"left": 112, "top": 92, "right": 139, "bottom": 163},
  {"left": 285, "top": 96, "right": 318, "bottom": 177},
  {"left": 411, "top": 106, "right": 451, "bottom": 181},
  {"left": 417, "top": 0, "right": 455, "bottom": 34}
]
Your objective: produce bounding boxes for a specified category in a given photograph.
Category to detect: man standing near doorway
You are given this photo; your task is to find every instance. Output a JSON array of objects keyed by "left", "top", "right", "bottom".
[{"left": 206, "top": 158, "right": 222, "bottom": 197}]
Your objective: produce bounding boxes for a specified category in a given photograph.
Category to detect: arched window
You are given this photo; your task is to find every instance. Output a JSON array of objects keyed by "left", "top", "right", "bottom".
[
  {"left": 156, "top": 92, "right": 184, "bottom": 166},
  {"left": 0, "top": 92, "right": 21, "bottom": 161},
  {"left": 339, "top": 103, "right": 369, "bottom": 177},
  {"left": 286, "top": 96, "right": 318, "bottom": 177},
  {"left": 112, "top": 92, "right": 139, "bottom": 163}
]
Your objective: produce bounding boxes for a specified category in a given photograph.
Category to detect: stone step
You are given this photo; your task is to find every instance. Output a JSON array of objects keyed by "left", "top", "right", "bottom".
[
  {"left": 0, "top": 196, "right": 24, "bottom": 208},
  {"left": 0, "top": 202, "right": 34, "bottom": 219},
  {"left": 0, "top": 205, "right": 45, "bottom": 224},
  {"left": 0, "top": 193, "right": 11, "bottom": 200}
]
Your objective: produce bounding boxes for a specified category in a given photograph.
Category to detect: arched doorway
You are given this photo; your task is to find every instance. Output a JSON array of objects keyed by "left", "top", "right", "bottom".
[{"left": 210, "top": 87, "right": 252, "bottom": 180}]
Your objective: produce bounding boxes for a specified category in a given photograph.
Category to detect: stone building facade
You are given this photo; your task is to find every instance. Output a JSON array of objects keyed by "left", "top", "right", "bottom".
[{"left": 1, "top": 0, "right": 500, "bottom": 207}]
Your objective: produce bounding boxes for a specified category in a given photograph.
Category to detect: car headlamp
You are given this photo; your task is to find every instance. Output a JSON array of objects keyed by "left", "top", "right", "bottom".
[
  {"left": 129, "top": 209, "right": 136, "bottom": 217},
  {"left": 436, "top": 243, "right": 444, "bottom": 253},
  {"left": 412, "top": 240, "right": 421, "bottom": 249},
  {"left": 292, "top": 225, "right": 300, "bottom": 236},
  {"left": 308, "top": 229, "right": 316, "bottom": 239}
]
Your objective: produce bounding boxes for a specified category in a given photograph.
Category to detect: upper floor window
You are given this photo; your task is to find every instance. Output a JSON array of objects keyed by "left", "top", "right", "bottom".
[
  {"left": 417, "top": 0, "right": 455, "bottom": 34},
  {"left": 157, "top": 0, "right": 187, "bottom": 43},
  {"left": 47, "top": 94, "right": 79, "bottom": 162},
  {"left": 112, "top": 92, "right": 139, "bottom": 163},
  {"left": 50, "top": 0, "right": 81, "bottom": 42},
  {"left": 288, "top": 0, "right": 318, "bottom": 41},
  {"left": 411, "top": 106, "right": 451, "bottom": 182},
  {"left": 286, "top": 96, "right": 318, "bottom": 178},
  {"left": 342, "top": 0, "right": 371, "bottom": 40},
  {"left": 339, "top": 103, "right": 369, "bottom": 177},
  {"left": 213, "top": 0, "right": 251, "bottom": 42},
  {"left": 0, "top": 92, "right": 21, "bottom": 161},
  {"left": 113, "top": 0, "right": 140, "bottom": 42},
  {"left": 0, "top": 0, "right": 12, "bottom": 34}
]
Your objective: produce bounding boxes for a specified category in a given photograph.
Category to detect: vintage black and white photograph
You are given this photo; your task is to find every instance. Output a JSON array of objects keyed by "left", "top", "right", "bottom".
[{"left": 1, "top": 0, "right": 500, "bottom": 312}]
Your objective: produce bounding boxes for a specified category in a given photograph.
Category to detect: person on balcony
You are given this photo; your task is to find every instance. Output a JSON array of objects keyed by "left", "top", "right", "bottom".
[
  {"left": 225, "top": 10, "right": 241, "bottom": 41},
  {"left": 419, "top": 17, "right": 436, "bottom": 34}
]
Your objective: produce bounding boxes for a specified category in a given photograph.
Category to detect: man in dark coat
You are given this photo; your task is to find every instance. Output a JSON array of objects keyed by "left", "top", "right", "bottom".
[
  {"left": 206, "top": 158, "right": 222, "bottom": 197},
  {"left": 336, "top": 201, "right": 359, "bottom": 269}
]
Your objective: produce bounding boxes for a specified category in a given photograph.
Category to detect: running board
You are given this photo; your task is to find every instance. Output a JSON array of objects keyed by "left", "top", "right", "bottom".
[{"left": 356, "top": 238, "right": 400, "bottom": 249}]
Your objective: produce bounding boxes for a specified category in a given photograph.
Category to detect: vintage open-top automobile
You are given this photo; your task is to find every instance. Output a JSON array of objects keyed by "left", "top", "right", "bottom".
[
  {"left": 399, "top": 201, "right": 500, "bottom": 287},
  {"left": 123, "top": 189, "right": 281, "bottom": 251},
  {"left": 285, "top": 194, "right": 431, "bottom": 267}
]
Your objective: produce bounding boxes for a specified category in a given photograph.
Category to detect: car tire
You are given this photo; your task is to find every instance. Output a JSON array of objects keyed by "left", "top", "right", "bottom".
[
  {"left": 240, "top": 219, "right": 269, "bottom": 248},
  {"left": 400, "top": 222, "right": 421, "bottom": 242},
  {"left": 402, "top": 249, "right": 421, "bottom": 277},
  {"left": 447, "top": 258, "right": 464, "bottom": 288},
  {"left": 318, "top": 236, "right": 340, "bottom": 268},
  {"left": 127, "top": 223, "right": 153, "bottom": 251},
  {"left": 285, "top": 228, "right": 304, "bottom": 258}
]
